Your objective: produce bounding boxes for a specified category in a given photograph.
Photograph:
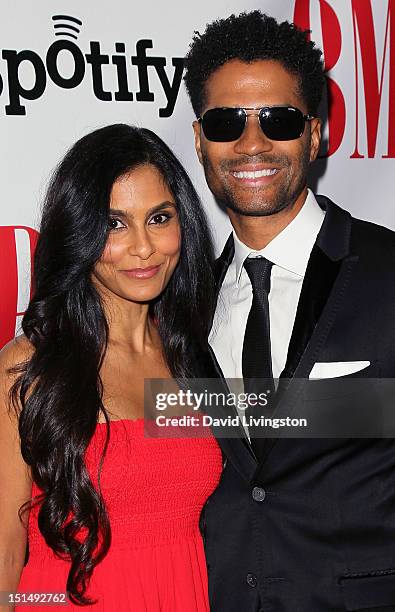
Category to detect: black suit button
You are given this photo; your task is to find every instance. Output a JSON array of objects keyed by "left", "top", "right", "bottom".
[
  {"left": 246, "top": 573, "right": 258, "bottom": 588},
  {"left": 252, "top": 486, "right": 266, "bottom": 502}
]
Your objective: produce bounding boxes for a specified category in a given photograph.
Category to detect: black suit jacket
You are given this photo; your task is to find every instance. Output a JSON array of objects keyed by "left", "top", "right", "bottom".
[{"left": 202, "top": 196, "right": 395, "bottom": 612}]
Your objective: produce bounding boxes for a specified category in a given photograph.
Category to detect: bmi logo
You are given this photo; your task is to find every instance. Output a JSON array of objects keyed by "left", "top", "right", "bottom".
[
  {"left": 294, "top": 0, "right": 395, "bottom": 159},
  {"left": 0, "top": 227, "right": 39, "bottom": 349},
  {"left": 0, "top": 14, "right": 184, "bottom": 118}
]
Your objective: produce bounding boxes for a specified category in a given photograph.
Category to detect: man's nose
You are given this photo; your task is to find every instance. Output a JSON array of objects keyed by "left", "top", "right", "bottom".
[
  {"left": 128, "top": 227, "right": 155, "bottom": 260},
  {"left": 233, "top": 115, "right": 273, "bottom": 156}
]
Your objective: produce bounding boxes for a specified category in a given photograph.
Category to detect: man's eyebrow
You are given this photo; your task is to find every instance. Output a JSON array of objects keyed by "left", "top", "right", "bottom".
[{"left": 108, "top": 201, "right": 176, "bottom": 218}]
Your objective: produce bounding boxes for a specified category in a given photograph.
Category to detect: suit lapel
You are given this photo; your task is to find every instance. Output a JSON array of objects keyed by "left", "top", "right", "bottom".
[
  {"left": 280, "top": 245, "right": 341, "bottom": 380},
  {"left": 282, "top": 196, "right": 356, "bottom": 380},
  {"left": 192, "top": 343, "right": 257, "bottom": 480},
  {"left": 257, "top": 197, "right": 360, "bottom": 465},
  {"left": 210, "top": 234, "right": 234, "bottom": 327},
  {"left": 207, "top": 234, "right": 257, "bottom": 480}
]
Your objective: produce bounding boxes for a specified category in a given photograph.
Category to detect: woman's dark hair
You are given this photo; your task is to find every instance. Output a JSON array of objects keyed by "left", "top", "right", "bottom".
[
  {"left": 184, "top": 10, "right": 325, "bottom": 117},
  {"left": 10, "top": 124, "right": 215, "bottom": 604}
]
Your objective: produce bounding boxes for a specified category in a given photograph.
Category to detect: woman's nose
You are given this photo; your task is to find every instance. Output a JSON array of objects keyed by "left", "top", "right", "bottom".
[{"left": 127, "top": 227, "right": 155, "bottom": 260}]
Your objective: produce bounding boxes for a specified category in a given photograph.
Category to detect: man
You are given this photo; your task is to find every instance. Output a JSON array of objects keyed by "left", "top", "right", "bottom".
[{"left": 184, "top": 11, "right": 395, "bottom": 612}]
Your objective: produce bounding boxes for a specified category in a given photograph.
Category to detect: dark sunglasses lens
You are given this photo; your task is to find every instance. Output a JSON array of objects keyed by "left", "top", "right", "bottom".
[
  {"left": 260, "top": 107, "right": 305, "bottom": 141},
  {"left": 201, "top": 108, "right": 246, "bottom": 142}
]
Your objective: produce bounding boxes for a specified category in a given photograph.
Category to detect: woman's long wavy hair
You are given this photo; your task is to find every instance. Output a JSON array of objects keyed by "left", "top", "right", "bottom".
[{"left": 10, "top": 124, "right": 215, "bottom": 605}]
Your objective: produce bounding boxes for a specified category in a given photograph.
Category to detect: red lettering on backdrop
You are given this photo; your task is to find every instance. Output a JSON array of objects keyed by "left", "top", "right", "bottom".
[
  {"left": 0, "top": 226, "right": 38, "bottom": 349},
  {"left": 351, "top": 0, "right": 395, "bottom": 158},
  {"left": 293, "top": 0, "right": 346, "bottom": 157}
]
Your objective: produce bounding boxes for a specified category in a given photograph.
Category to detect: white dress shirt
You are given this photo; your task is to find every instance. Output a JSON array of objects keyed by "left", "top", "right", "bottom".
[{"left": 209, "top": 190, "right": 325, "bottom": 381}]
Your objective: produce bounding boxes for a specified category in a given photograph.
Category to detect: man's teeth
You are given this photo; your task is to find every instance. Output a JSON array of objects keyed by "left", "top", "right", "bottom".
[{"left": 232, "top": 169, "right": 277, "bottom": 179}]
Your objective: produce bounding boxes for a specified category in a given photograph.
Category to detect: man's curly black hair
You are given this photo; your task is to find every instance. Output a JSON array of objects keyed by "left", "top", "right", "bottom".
[{"left": 184, "top": 10, "right": 325, "bottom": 118}]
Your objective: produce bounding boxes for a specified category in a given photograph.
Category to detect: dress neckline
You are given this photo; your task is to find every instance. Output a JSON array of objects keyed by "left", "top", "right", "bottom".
[{"left": 97, "top": 417, "right": 145, "bottom": 426}]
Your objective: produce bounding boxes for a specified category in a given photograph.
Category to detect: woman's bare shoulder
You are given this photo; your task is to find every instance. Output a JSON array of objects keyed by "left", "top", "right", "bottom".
[{"left": 0, "top": 335, "right": 34, "bottom": 379}]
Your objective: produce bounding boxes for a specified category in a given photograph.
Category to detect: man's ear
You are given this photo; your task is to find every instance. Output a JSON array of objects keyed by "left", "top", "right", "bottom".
[
  {"left": 193, "top": 120, "right": 203, "bottom": 165},
  {"left": 309, "top": 117, "right": 321, "bottom": 162}
]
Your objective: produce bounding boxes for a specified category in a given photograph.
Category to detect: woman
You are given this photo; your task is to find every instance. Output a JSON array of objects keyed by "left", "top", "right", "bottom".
[{"left": 0, "top": 124, "right": 222, "bottom": 610}]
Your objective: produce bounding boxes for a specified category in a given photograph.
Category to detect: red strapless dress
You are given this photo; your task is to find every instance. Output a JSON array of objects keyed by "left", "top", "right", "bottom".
[{"left": 17, "top": 419, "right": 222, "bottom": 610}]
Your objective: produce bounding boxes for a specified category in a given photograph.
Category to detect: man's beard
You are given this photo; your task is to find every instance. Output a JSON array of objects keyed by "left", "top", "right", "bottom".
[{"left": 203, "top": 150, "right": 311, "bottom": 218}]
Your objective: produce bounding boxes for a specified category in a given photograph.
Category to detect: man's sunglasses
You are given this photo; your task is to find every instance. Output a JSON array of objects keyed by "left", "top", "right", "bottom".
[{"left": 198, "top": 106, "right": 314, "bottom": 142}]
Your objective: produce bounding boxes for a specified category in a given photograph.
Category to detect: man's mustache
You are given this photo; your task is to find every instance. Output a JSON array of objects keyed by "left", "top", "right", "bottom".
[{"left": 220, "top": 154, "right": 290, "bottom": 171}]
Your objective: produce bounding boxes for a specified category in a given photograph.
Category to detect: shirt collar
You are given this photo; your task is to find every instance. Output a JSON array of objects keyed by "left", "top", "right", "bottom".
[{"left": 234, "top": 190, "right": 325, "bottom": 284}]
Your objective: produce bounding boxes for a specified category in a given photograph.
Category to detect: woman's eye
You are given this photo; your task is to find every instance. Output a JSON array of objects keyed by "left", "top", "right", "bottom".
[
  {"left": 108, "top": 217, "right": 125, "bottom": 230},
  {"left": 149, "top": 213, "right": 171, "bottom": 225}
]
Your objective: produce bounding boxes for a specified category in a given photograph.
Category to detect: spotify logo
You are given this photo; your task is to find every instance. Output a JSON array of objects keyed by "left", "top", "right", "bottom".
[{"left": 0, "top": 14, "right": 185, "bottom": 117}]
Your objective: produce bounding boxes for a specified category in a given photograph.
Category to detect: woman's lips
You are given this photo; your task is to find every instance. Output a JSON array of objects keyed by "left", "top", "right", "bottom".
[{"left": 120, "top": 265, "right": 161, "bottom": 279}]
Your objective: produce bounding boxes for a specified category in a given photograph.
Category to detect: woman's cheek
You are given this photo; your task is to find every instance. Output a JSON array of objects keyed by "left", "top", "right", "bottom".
[
  {"left": 100, "top": 239, "right": 125, "bottom": 264},
  {"left": 160, "top": 225, "right": 181, "bottom": 257}
]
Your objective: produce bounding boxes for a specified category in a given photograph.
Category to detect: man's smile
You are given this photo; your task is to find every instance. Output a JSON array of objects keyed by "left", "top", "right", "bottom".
[
  {"left": 228, "top": 165, "right": 280, "bottom": 186},
  {"left": 231, "top": 168, "right": 278, "bottom": 179}
]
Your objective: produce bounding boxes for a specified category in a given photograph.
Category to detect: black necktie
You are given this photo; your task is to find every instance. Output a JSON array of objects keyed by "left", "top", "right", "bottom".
[{"left": 242, "top": 256, "right": 274, "bottom": 454}]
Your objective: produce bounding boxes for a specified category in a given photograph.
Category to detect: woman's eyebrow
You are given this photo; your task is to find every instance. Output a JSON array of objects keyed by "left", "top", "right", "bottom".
[
  {"left": 108, "top": 208, "right": 128, "bottom": 217},
  {"left": 146, "top": 201, "right": 177, "bottom": 216},
  {"left": 108, "top": 201, "right": 176, "bottom": 219}
]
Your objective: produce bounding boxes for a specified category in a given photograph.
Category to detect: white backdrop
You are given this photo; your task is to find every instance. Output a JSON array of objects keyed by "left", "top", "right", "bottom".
[{"left": 1, "top": 0, "right": 394, "bottom": 347}]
